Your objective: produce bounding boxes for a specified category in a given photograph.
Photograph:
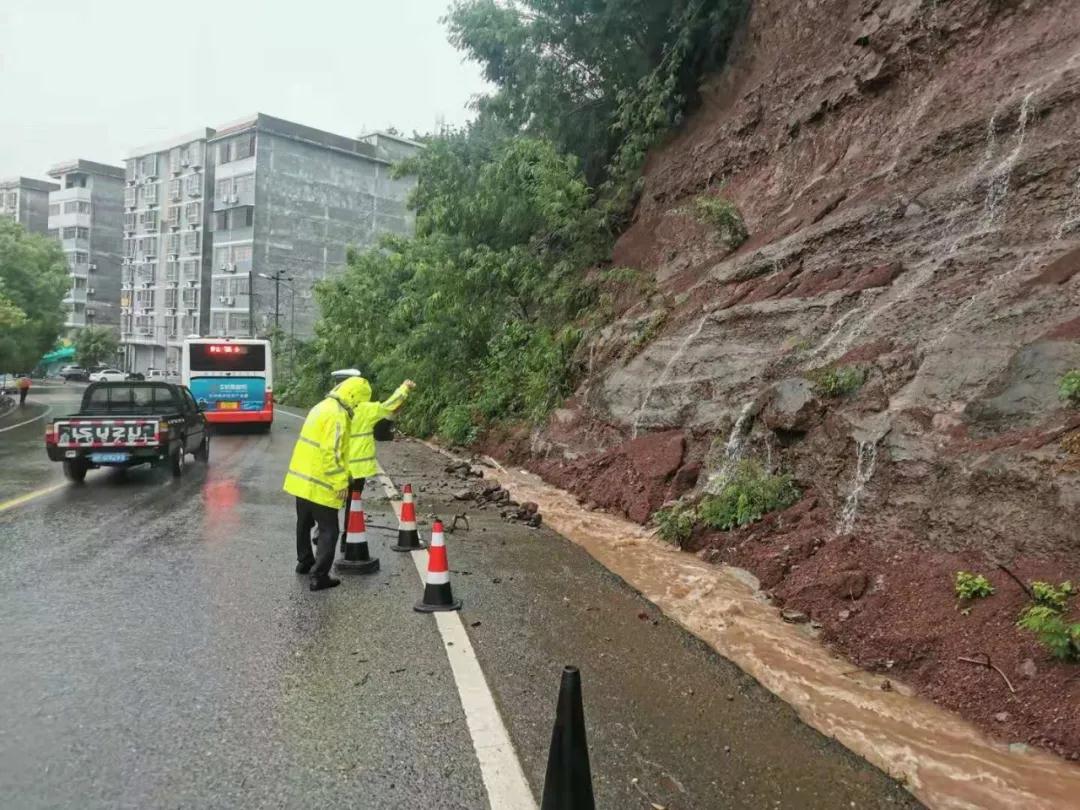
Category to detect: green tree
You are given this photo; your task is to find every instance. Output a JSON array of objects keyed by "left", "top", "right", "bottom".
[
  {"left": 0, "top": 220, "right": 69, "bottom": 372},
  {"left": 75, "top": 325, "right": 120, "bottom": 368}
]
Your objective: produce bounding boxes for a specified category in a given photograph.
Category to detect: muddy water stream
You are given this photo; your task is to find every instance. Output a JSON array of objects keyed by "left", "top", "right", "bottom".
[{"left": 483, "top": 463, "right": 1080, "bottom": 810}]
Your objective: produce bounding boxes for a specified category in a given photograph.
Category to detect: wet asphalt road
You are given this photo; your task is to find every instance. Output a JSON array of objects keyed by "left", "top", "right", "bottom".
[{"left": 0, "top": 388, "right": 919, "bottom": 809}]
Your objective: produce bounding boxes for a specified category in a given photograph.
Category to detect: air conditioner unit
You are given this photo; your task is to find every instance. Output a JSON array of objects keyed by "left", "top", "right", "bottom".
[
  {"left": 88, "top": 288, "right": 95, "bottom": 295},
  {"left": 226, "top": 263, "right": 235, "bottom": 273},
  {"left": 224, "top": 297, "right": 235, "bottom": 306},
  {"left": 181, "top": 158, "right": 189, "bottom": 167},
  {"left": 218, "top": 296, "right": 226, "bottom": 303},
  {"left": 166, "top": 308, "right": 176, "bottom": 314}
]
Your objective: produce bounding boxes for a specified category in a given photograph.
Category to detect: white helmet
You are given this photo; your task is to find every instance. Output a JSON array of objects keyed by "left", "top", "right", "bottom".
[{"left": 330, "top": 368, "right": 362, "bottom": 380}]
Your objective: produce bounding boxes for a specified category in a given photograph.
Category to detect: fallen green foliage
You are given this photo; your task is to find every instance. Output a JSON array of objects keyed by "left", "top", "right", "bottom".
[
  {"left": 812, "top": 365, "right": 867, "bottom": 398},
  {"left": 697, "top": 460, "right": 800, "bottom": 531},
  {"left": 1060, "top": 370, "right": 1080, "bottom": 405},
  {"left": 1017, "top": 606, "right": 1080, "bottom": 662},
  {"left": 955, "top": 571, "right": 995, "bottom": 601},
  {"left": 690, "top": 194, "right": 748, "bottom": 248},
  {"left": 654, "top": 503, "right": 696, "bottom": 546},
  {"left": 1017, "top": 579, "right": 1079, "bottom": 661}
]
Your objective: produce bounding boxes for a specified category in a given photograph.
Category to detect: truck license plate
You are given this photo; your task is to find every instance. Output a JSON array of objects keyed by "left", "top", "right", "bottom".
[
  {"left": 218, "top": 402, "right": 239, "bottom": 410},
  {"left": 65, "top": 450, "right": 77, "bottom": 458},
  {"left": 90, "top": 452, "right": 130, "bottom": 464}
]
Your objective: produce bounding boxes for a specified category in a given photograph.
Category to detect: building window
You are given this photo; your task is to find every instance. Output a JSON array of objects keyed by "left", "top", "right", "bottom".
[
  {"left": 139, "top": 154, "right": 158, "bottom": 177},
  {"left": 235, "top": 174, "right": 254, "bottom": 198},
  {"left": 182, "top": 288, "right": 199, "bottom": 308},
  {"left": 186, "top": 142, "right": 203, "bottom": 167},
  {"left": 141, "top": 183, "right": 158, "bottom": 206},
  {"left": 140, "top": 210, "right": 159, "bottom": 231},
  {"left": 164, "top": 289, "right": 178, "bottom": 309},
  {"left": 166, "top": 260, "right": 179, "bottom": 282},
  {"left": 123, "top": 212, "right": 136, "bottom": 232},
  {"left": 185, "top": 201, "right": 201, "bottom": 225},
  {"left": 125, "top": 187, "right": 138, "bottom": 207},
  {"left": 169, "top": 179, "right": 182, "bottom": 201},
  {"left": 218, "top": 133, "right": 256, "bottom": 165},
  {"left": 135, "top": 290, "right": 155, "bottom": 308},
  {"left": 170, "top": 148, "right": 183, "bottom": 174},
  {"left": 233, "top": 244, "right": 253, "bottom": 272},
  {"left": 181, "top": 259, "right": 200, "bottom": 282},
  {"left": 48, "top": 203, "right": 60, "bottom": 216},
  {"left": 167, "top": 206, "right": 180, "bottom": 228},
  {"left": 215, "top": 178, "right": 230, "bottom": 200},
  {"left": 230, "top": 314, "right": 251, "bottom": 335},
  {"left": 5, "top": 192, "right": 17, "bottom": 208},
  {"left": 73, "top": 251, "right": 89, "bottom": 265},
  {"left": 124, "top": 238, "right": 136, "bottom": 257},
  {"left": 210, "top": 312, "right": 227, "bottom": 335},
  {"left": 184, "top": 174, "right": 202, "bottom": 197},
  {"left": 141, "top": 236, "right": 158, "bottom": 256},
  {"left": 166, "top": 233, "right": 180, "bottom": 255},
  {"left": 182, "top": 231, "right": 201, "bottom": 254}
]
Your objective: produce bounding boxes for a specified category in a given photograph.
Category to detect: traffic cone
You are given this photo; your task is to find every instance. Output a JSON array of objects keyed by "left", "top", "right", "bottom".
[
  {"left": 334, "top": 491, "right": 380, "bottom": 574},
  {"left": 413, "top": 521, "right": 461, "bottom": 612},
  {"left": 541, "top": 666, "right": 595, "bottom": 810},
  {"left": 391, "top": 483, "right": 425, "bottom": 552}
]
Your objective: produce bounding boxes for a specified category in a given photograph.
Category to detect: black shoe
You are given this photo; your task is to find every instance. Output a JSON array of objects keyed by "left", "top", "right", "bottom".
[
  {"left": 296, "top": 561, "right": 314, "bottom": 574},
  {"left": 310, "top": 575, "right": 341, "bottom": 592}
]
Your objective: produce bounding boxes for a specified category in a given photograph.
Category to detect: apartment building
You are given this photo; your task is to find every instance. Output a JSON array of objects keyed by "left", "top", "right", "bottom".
[
  {"left": 0, "top": 177, "right": 58, "bottom": 234},
  {"left": 46, "top": 160, "right": 125, "bottom": 332},
  {"left": 118, "top": 115, "right": 420, "bottom": 373},
  {"left": 120, "top": 130, "right": 215, "bottom": 374},
  {"left": 207, "top": 115, "right": 420, "bottom": 340}
]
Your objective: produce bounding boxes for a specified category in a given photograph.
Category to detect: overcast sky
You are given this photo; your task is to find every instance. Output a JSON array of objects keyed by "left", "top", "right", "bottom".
[{"left": 0, "top": 0, "right": 489, "bottom": 179}]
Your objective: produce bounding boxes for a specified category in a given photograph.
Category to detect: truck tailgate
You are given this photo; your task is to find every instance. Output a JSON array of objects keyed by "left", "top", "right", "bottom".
[{"left": 53, "top": 419, "right": 159, "bottom": 448}]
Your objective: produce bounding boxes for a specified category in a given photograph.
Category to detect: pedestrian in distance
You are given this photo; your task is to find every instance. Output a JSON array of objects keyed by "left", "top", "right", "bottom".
[
  {"left": 283, "top": 376, "right": 373, "bottom": 592},
  {"left": 336, "top": 375, "right": 416, "bottom": 543},
  {"left": 16, "top": 375, "right": 31, "bottom": 407}
]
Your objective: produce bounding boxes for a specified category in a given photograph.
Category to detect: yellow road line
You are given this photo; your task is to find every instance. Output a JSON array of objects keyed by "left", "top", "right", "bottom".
[{"left": 0, "top": 482, "right": 67, "bottom": 514}]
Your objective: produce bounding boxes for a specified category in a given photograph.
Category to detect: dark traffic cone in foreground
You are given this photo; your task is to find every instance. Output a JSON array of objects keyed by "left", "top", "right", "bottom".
[
  {"left": 414, "top": 521, "right": 461, "bottom": 612},
  {"left": 541, "top": 666, "right": 595, "bottom": 810},
  {"left": 391, "top": 483, "right": 425, "bottom": 552},
  {"left": 335, "top": 491, "right": 380, "bottom": 574}
]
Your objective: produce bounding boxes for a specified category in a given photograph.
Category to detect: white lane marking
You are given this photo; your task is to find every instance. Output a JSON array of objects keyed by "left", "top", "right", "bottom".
[
  {"left": 0, "top": 405, "right": 52, "bottom": 434},
  {"left": 273, "top": 406, "right": 305, "bottom": 420},
  {"left": 377, "top": 463, "right": 536, "bottom": 809},
  {"left": 409, "top": 548, "right": 537, "bottom": 810}
]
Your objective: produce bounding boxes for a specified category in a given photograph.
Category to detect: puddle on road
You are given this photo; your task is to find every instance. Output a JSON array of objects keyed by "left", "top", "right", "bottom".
[{"left": 486, "top": 464, "right": 1080, "bottom": 810}]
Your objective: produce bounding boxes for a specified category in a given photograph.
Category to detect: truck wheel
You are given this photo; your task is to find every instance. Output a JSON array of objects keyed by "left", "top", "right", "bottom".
[
  {"left": 195, "top": 434, "right": 210, "bottom": 462},
  {"left": 63, "top": 459, "right": 88, "bottom": 483},
  {"left": 170, "top": 446, "right": 185, "bottom": 478}
]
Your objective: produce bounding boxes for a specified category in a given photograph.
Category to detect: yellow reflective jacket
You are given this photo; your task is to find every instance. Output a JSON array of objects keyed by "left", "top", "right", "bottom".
[
  {"left": 342, "top": 381, "right": 410, "bottom": 480},
  {"left": 282, "top": 396, "right": 352, "bottom": 509}
]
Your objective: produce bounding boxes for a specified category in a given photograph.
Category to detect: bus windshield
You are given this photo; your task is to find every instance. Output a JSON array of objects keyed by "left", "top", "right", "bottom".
[{"left": 188, "top": 343, "right": 267, "bottom": 373}]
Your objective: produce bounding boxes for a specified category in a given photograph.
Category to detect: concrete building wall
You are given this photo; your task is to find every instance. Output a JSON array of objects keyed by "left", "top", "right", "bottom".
[
  {"left": 0, "top": 178, "right": 58, "bottom": 234},
  {"left": 120, "top": 131, "right": 216, "bottom": 375},
  {"left": 207, "top": 115, "right": 419, "bottom": 341},
  {"left": 47, "top": 161, "right": 125, "bottom": 333}
]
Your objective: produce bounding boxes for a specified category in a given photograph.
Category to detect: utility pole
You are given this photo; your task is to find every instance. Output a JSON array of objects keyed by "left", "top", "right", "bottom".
[{"left": 258, "top": 270, "right": 293, "bottom": 333}]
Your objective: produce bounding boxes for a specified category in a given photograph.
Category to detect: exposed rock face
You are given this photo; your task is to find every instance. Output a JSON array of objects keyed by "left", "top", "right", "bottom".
[
  {"left": 492, "top": 0, "right": 1080, "bottom": 758},
  {"left": 531, "top": 0, "right": 1080, "bottom": 559}
]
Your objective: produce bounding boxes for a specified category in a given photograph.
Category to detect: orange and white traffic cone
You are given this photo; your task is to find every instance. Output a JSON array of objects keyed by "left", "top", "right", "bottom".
[
  {"left": 392, "top": 483, "right": 425, "bottom": 552},
  {"left": 414, "top": 520, "right": 461, "bottom": 612},
  {"left": 334, "top": 491, "right": 380, "bottom": 574}
]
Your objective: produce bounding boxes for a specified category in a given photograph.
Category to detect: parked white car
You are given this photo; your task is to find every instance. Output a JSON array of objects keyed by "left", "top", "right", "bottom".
[{"left": 88, "top": 369, "right": 127, "bottom": 383}]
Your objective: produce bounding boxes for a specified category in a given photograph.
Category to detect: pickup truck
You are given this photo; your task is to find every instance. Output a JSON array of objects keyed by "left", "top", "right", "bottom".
[{"left": 45, "top": 381, "right": 209, "bottom": 482}]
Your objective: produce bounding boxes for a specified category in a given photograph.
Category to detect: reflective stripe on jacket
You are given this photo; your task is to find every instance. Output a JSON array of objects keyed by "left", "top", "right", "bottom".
[
  {"left": 347, "top": 382, "right": 410, "bottom": 480},
  {"left": 283, "top": 396, "right": 351, "bottom": 508}
]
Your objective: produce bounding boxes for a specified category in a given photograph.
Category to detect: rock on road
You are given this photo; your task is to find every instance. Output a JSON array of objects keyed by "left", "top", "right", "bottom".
[{"left": 0, "top": 388, "right": 919, "bottom": 809}]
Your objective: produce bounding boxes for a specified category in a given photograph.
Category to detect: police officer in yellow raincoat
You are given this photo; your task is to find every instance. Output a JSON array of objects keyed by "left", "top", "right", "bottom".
[
  {"left": 339, "top": 376, "right": 414, "bottom": 542},
  {"left": 284, "top": 377, "right": 371, "bottom": 591}
]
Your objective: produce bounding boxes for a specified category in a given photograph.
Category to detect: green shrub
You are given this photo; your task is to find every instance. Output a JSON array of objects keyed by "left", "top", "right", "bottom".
[
  {"left": 653, "top": 503, "right": 696, "bottom": 546},
  {"left": 1031, "top": 580, "right": 1074, "bottom": 612},
  {"left": 1017, "top": 606, "right": 1080, "bottom": 661},
  {"left": 437, "top": 404, "right": 478, "bottom": 446},
  {"left": 955, "top": 571, "right": 995, "bottom": 601},
  {"left": 690, "top": 194, "right": 748, "bottom": 248},
  {"left": 1060, "top": 371, "right": 1080, "bottom": 405},
  {"left": 812, "top": 365, "right": 867, "bottom": 398},
  {"left": 697, "top": 460, "right": 799, "bottom": 531}
]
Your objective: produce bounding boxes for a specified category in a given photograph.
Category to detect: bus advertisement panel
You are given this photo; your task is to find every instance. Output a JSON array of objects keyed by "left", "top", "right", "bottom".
[{"left": 182, "top": 338, "right": 273, "bottom": 427}]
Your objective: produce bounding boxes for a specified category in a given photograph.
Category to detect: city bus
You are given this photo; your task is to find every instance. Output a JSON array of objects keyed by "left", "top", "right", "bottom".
[{"left": 181, "top": 337, "right": 274, "bottom": 429}]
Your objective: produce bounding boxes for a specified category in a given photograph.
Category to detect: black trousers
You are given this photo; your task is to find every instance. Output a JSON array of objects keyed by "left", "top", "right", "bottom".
[
  {"left": 295, "top": 496, "right": 339, "bottom": 577},
  {"left": 340, "top": 477, "right": 366, "bottom": 549},
  {"left": 18, "top": 388, "right": 28, "bottom": 405}
]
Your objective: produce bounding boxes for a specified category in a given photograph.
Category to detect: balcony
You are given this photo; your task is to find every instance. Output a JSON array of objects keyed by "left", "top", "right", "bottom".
[
  {"left": 64, "top": 288, "right": 88, "bottom": 305},
  {"left": 69, "top": 262, "right": 90, "bottom": 279},
  {"left": 49, "top": 212, "right": 92, "bottom": 230},
  {"left": 51, "top": 187, "right": 92, "bottom": 205}
]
